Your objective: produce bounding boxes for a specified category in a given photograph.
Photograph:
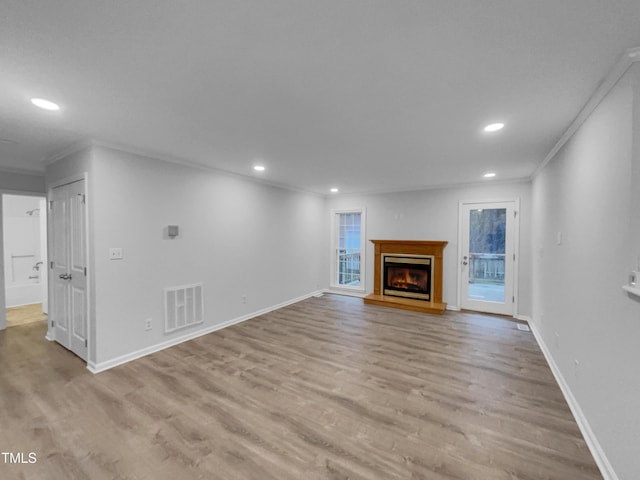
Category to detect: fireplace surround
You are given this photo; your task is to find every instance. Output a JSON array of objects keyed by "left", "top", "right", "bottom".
[{"left": 364, "top": 240, "right": 447, "bottom": 314}]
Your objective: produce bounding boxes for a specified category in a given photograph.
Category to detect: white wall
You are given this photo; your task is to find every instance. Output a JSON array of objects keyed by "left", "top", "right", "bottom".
[
  {"left": 326, "top": 181, "right": 533, "bottom": 317},
  {"left": 532, "top": 63, "right": 640, "bottom": 480},
  {"left": 0, "top": 170, "right": 45, "bottom": 193},
  {"left": 2, "top": 195, "right": 44, "bottom": 306},
  {"left": 47, "top": 146, "right": 328, "bottom": 367}
]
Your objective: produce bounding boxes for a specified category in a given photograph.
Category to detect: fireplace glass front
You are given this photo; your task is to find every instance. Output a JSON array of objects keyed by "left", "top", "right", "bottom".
[{"left": 382, "top": 255, "right": 433, "bottom": 301}]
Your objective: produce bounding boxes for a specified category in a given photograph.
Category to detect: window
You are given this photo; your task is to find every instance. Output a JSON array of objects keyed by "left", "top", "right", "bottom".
[{"left": 331, "top": 209, "right": 365, "bottom": 290}]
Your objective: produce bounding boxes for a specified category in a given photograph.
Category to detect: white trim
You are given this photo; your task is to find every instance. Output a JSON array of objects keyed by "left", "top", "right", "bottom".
[
  {"left": 529, "top": 322, "right": 619, "bottom": 480},
  {"left": 0, "top": 190, "right": 46, "bottom": 198},
  {"left": 446, "top": 305, "right": 461, "bottom": 311},
  {"left": 514, "top": 314, "right": 531, "bottom": 323},
  {"left": 43, "top": 140, "right": 93, "bottom": 167},
  {"left": 324, "top": 288, "right": 367, "bottom": 298},
  {"left": 532, "top": 46, "right": 640, "bottom": 179},
  {"left": 0, "top": 166, "right": 45, "bottom": 177},
  {"left": 87, "top": 289, "right": 323, "bottom": 373},
  {"left": 512, "top": 198, "right": 521, "bottom": 317},
  {"left": 330, "top": 177, "right": 532, "bottom": 197},
  {"left": 47, "top": 172, "right": 87, "bottom": 191}
]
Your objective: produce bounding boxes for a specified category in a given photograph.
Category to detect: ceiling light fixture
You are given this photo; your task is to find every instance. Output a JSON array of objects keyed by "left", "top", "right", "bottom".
[
  {"left": 31, "top": 98, "right": 60, "bottom": 111},
  {"left": 253, "top": 165, "right": 265, "bottom": 172},
  {"left": 483, "top": 172, "right": 496, "bottom": 178},
  {"left": 330, "top": 187, "right": 339, "bottom": 193},
  {"left": 483, "top": 122, "right": 504, "bottom": 132}
]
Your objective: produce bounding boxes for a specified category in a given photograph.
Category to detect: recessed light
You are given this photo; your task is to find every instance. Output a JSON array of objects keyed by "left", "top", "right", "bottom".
[
  {"left": 253, "top": 165, "right": 265, "bottom": 172},
  {"left": 483, "top": 172, "right": 496, "bottom": 178},
  {"left": 330, "top": 187, "right": 339, "bottom": 193},
  {"left": 31, "top": 98, "right": 60, "bottom": 111},
  {"left": 483, "top": 123, "right": 504, "bottom": 132}
]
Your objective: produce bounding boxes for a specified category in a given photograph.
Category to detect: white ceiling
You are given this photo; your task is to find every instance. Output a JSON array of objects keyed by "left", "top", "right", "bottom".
[{"left": 1, "top": 1, "right": 639, "bottom": 195}]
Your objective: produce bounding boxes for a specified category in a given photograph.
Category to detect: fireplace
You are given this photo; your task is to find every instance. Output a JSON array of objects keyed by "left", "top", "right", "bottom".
[
  {"left": 364, "top": 240, "right": 447, "bottom": 314},
  {"left": 383, "top": 255, "right": 432, "bottom": 301}
]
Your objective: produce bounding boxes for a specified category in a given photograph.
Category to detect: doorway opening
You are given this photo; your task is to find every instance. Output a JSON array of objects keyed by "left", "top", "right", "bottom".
[
  {"left": 458, "top": 200, "right": 519, "bottom": 316},
  {"left": 2, "top": 194, "right": 48, "bottom": 327},
  {"left": 330, "top": 209, "right": 366, "bottom": 292},
  {"left": 49, "top": 178, "right": 88, "bottom": 361}
]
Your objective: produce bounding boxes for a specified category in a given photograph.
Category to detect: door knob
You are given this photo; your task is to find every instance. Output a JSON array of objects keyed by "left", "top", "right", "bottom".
[{"left": 59, "top": 273, "right": 72, "bottom": 280}]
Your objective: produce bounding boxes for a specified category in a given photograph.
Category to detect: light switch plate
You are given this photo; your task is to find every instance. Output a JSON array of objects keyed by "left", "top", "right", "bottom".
[{"left": 109, "top": 247, "right": 123, "bottom": 260}]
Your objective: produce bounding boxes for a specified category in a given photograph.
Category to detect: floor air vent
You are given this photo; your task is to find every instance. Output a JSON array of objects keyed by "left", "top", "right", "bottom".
[
  {"left": 516, "top": 323, "right": 531, "bottom": 332},
  {"left": 164, "top": 283, "right": 204, "bottom": 333}
]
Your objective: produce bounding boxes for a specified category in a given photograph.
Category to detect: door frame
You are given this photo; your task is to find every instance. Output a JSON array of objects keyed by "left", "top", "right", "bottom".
[
  {"left": 457, "top": 198, "right": 520, "bottom": 316},
  {"left": 46, "top": 172, "right": 91, "bottom": 364}
]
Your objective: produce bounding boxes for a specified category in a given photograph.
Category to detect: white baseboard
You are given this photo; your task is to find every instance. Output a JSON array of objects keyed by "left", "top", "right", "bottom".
[
  {"left": 446, "top": 305, "right": 461, "bottom": 311},
  {"left": 514, "top": 314, "right": 532, "bottom": 322},
  {"left": 87, "top": 290, "right": 324, "bottom": 374},
  {"left": 528, "top": 322, "right": 618, "bottom": 480},
  {"left": 324, "top": 288, "right": 367, "bottom": 298}
]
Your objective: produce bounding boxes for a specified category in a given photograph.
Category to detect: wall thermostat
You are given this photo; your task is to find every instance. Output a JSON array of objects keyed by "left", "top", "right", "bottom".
[{"left": 168, "top": 225, "right": 179, "bottom": 238}]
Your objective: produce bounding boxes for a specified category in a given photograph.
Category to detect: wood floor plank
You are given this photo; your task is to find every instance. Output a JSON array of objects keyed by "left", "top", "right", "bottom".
[
  {"left": 5, "top": 303, "right": 47, "bottom": 328},
  {"left": 0, "top": 294, "right": 601, "bottom": 479}
]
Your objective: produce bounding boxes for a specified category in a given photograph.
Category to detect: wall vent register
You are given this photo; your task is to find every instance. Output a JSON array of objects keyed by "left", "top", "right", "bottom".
[{"left": 164, "top": 283, "right": 204, "bottom": 333}]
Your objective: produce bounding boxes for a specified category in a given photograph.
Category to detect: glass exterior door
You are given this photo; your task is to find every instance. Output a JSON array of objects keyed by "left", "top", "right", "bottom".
[
  {"left": 460, "top": 202, "right": 515, "bottom": 315},
  {"left": 334, "top": 212, "right": 362, "bottom": 288}
]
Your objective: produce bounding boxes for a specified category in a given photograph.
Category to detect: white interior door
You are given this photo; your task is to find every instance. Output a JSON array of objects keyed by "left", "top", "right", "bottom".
[
  {"left": 459, "top": 201, "right": 516, "bottom": 316},
  {"left": 50, "top": 179, "right": 87, "bottom": 360}
]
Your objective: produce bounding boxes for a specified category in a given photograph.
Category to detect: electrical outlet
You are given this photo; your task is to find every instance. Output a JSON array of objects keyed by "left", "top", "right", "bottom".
[
  {"left": 145, "top": 318, "right": 152, "bottom": 331},
  {"left": 242, "top": 295, "right": 247, "bottom": 304}
]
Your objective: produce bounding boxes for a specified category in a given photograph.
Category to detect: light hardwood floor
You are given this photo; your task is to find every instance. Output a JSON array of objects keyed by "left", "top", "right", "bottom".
[
  {"left": 5, "top": 303, "right": 47, "bottom": 328},
  {"left": 0, "top": 294, "right": 601, "bottom": 479}
]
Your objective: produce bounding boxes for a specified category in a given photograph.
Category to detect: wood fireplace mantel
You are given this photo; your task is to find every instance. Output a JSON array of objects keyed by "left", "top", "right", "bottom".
[{"left": 364, "top": 240, "right": 448, "bottom": 315}]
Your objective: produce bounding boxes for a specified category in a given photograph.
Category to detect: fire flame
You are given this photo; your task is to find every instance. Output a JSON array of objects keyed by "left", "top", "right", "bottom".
[{"left": 388, "top": 268, "right": 427, "bottom": 291}]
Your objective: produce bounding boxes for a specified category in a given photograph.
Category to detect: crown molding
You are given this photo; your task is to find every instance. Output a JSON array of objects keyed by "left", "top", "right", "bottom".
[
  {"left": 0, "top": 165, "right": 45, "bottom": 177},
  {"left": 92, "top": 141, "right": 325, "bottom": 198},
  {"left": 43, "top": 140, "right": 94, "bottom": 166},
  {"left": 532, "top": 46, "right": 640, "bottom": 179},
  {"left": 46, "top": 139, "right": 325, "bottom": 198},
  {"left": 328, "top": 176, "right": 532, "bottom": 198}
]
